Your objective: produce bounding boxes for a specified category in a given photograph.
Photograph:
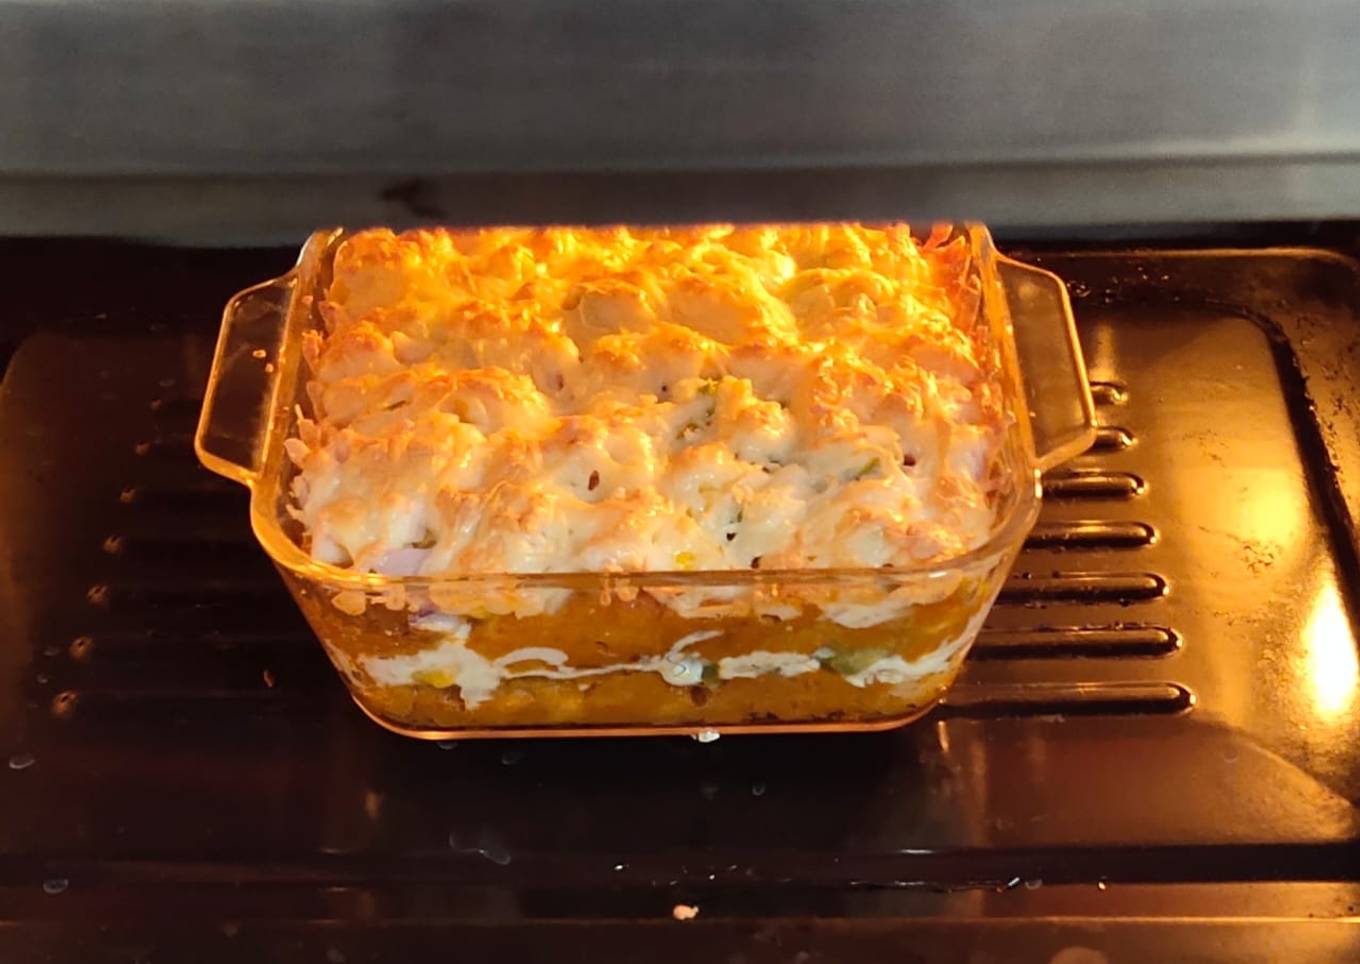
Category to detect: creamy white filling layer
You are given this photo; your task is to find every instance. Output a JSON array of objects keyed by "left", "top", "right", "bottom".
[
  {"left": 360, "top": 624, "right": 724, "bottom": 708},
  {"left": 717, "top": 651, "right": 821, "bottom": 679},
  {"left": 841, "top": 600, "right": 991, "bottom": 687},
  {"left": 357, "top": 601, "right": 994, "bottom": 708}
]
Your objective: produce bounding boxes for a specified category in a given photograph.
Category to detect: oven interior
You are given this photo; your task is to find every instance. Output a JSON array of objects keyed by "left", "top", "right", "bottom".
[{"left": 1, "top": 230, "right": 1357, "bottom": 961}]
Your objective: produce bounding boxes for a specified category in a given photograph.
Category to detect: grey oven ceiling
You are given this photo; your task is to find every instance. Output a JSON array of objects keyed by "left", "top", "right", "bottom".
[{"left": 4, "top": 0, "right": 1360, "bottom": 239}]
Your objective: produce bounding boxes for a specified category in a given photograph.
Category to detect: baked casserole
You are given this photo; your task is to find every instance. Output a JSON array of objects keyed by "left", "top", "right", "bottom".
[{"left": 196, "top": 222, "right": 1094, "bottom": 738}]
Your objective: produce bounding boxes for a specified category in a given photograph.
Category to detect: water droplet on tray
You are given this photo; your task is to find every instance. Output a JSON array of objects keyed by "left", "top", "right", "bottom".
[
  {"left": 477, "top": 844, "right": 513, "bottom": 866},
  {"left": 8, "top": 752, "right": 35, "bottom": 771},
  {"left": 43, "top": 878, "right": 68, "bottom": 895},
  {"left": 751, "top": 782, "right": 767, "bottom": 797},
  {"left": 435, "top": 740, "right": 458, "bottom": 750},
  {"left": 692, "top": 729, "right": 720, "bottom": 744}
]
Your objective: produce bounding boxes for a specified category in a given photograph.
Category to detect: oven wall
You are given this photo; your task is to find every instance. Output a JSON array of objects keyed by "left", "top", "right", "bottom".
[{"left": 3, "top": 0, "right": 1360, "bottom": 241}]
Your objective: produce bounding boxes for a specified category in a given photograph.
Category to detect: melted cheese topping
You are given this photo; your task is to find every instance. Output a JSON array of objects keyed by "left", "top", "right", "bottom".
[{"left": 286, "top": 224, "right": 1004, "bottom": 609}]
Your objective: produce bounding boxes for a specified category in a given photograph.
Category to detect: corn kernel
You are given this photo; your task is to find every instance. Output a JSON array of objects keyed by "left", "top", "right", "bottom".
[{"left": 413, "top": 669, "right": 456, "bottom": 688}]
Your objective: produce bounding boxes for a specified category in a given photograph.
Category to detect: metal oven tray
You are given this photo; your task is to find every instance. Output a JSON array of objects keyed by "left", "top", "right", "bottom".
[{"left": 1, "top": 240, "right": 1357, "bottom": 961}]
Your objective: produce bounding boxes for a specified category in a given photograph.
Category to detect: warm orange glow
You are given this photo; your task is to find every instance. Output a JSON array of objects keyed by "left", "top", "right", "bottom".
[{"left": 1304, "top": 584, "right": 1359, "bottom": 721}]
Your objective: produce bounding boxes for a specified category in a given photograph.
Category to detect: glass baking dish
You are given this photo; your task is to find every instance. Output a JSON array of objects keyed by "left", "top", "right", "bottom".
[{"left": 195, "top": 224, "right": 1095, "bottom": 740}]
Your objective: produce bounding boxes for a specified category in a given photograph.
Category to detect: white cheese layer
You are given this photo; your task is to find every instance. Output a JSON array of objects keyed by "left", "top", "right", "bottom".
[
  {"left": 357, "top": 602, "right": 994, "bottom": 706},
  {"left": 287, "top": 225, "right": 1004, "bottom": 620},
  {"left": 841, "top": 597, "right": 993, "bottom": 687},
  {"left": 717, "top": 651, "right": 821, "bottom": 679},
  {"left": 360, "top": 625, "right": 723, "bottom": 708}
]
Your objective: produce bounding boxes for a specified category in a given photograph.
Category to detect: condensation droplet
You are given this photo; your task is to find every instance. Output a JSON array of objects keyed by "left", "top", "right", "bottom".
[
  {"left": 751, "top": 782, "right": 767, "bottom": 797},
  {"left": 692, "top": 729, "right": 720, "bottom": 744},
  {"left": 43, "top": 878, "right": 69, "bottom": 895},
  {"left": 8, "top": 752, "right": 35, "bottom": 771},
  {"left": 477, "top": 844, "right": 513, "bottom": 866},
  {"left": 435, "top": 740, "right": 458, "bottom": 750}
]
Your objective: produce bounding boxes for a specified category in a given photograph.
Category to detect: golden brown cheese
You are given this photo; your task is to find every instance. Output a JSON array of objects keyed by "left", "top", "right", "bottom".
[{"left": 286, "top": 224, "right": 1005, "bottom": 614}]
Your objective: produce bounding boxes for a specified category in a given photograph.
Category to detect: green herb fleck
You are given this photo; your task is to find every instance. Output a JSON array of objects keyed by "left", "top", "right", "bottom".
[
  {"left": 852, "top": 458, "right": 881, "bottom": 481},
  {"left": 820, "top": 646, "right": 893, "bottom": 676}
]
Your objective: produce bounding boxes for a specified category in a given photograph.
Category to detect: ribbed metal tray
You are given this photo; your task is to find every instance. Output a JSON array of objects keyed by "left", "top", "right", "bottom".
[{"left": 0, "top": 241, "right": 1357, "bottom": 962}]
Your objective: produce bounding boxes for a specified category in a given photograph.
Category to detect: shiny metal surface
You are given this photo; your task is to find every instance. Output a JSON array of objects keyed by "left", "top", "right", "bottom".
[
  {"left": 5, "top": 0, "right": 1360, "bottom": 237},
  {"left": 1, "top": 242, "right": 1358, "bottom": 959}
]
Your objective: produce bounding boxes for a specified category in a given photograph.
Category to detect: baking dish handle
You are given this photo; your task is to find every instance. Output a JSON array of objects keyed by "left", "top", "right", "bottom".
[
  {"left": 194, "top": 273, "right": 296, "bottom": 486},
  {"left": 997, "top": 256, "right": 1098, "bottom": 472}
]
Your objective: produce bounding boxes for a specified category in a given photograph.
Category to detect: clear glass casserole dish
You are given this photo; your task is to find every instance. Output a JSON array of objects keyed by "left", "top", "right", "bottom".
[{"left": 195, "top": 224, "right": 1095, "bottom": 739}]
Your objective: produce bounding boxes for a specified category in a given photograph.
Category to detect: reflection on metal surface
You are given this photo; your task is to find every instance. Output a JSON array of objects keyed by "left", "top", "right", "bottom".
[
  {"left": 1230, "top": 470, "right": 1306, "bottom": 568},
  {"left": 1304, "top": 586, "right": 1359, "bottom": 721}
]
